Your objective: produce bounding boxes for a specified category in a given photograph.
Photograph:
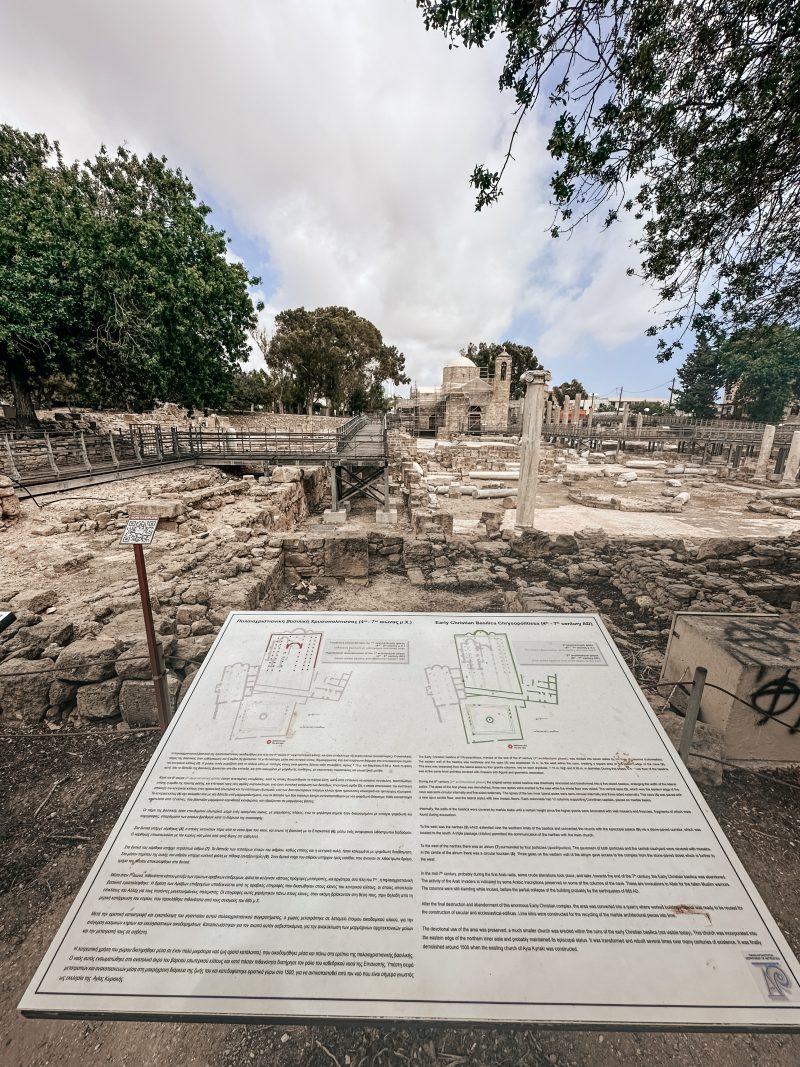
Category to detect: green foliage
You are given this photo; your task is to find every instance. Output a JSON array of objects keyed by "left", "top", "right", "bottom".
[
  {"left": 0, "top": 127, "right": 84, "bottom": 426},
  {"left": 267, "top": 306, "right": 409, "bottom": 414},
  {"left": 627, "top": 400, "right": 668, "bottom": 415},
  {"left": 676, "top": 334, "right": 724, "bottom": 418},
  {"left": 716, "top": 325, "right": 800, "bottom": 423},
  {"left": 0, "top": 125, "right": 262, "bottom": 427},
  {"left": 227, "top": 368, "right": 275, "bottom": 410},
  {"left": 417, "top": 1, "right": 800, "bottom": 353},
  {"left": 460, "top": 340, "right": 539, "bottom": 399},
  {"left": 551, "top": 379, "right": 587, "bottom": 407}
]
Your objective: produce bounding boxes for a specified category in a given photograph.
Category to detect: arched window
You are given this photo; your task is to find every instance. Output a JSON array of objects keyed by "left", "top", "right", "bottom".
[{"left": 500, "top": 362, "right": 507, "bottom": 381}]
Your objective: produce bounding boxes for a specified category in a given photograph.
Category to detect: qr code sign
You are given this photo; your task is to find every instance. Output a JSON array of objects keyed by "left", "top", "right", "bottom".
[{"left": 120, "top": 519, "right": 159, "bottom": 545}]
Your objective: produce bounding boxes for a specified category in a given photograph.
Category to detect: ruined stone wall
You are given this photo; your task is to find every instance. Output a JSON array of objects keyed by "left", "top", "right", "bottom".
[
  {"left": 433, "top": 442, "right": 520, "bottom": 471},
  {"left": 0, "top": 467, "right": 328, "bottom": 729},
  {"left": 226, "top": 413, "right": 348, "bottom": 433},
  {"left": 33, "top": 405, "right": 348, "bottom": 436}
]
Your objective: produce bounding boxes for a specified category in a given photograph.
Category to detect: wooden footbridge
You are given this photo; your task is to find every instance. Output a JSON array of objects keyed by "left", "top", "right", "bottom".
[{"left": 1, "top": 414, "right": 390, "bottom": 499}]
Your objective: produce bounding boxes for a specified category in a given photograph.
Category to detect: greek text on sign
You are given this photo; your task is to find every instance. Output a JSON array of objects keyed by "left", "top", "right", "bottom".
[{"left": 19, "top": 612, "right": 800, "bottom": 1030}]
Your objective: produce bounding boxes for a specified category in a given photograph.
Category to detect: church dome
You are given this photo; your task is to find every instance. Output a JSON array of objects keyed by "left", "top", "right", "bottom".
[{"left": 445, "top": 354, "right": 477, "bottom": 368}]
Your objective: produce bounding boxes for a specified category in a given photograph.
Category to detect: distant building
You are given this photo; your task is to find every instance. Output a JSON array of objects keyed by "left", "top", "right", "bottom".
[
  {"left": 719, "top": 385, "right": 800, "bottom": 423},
  {"left": 396, "top": 350, "right": 514, "bottom": 435}
]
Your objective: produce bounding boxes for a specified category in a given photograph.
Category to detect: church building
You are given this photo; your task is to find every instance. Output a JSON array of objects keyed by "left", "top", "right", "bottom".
[{"left": 396, "top": 349, "right": 514, "bottom": 435}]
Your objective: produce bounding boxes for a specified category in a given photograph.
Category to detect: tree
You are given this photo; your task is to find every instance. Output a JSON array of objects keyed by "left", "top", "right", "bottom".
[
  {"left": 628, "top": 400, "right": 668, "bottom": 415},
  {"left": 75, "top": 147, "right": 261, "bottom": 412},
  {"left": 551, "top": 379, "right": 587, "bottom": 407},
  {"left": 716, "top": 325, "right": 800, "bottom": 423},
  {"left": 267, "top": 306, "right": 409, "bottom": 414},
  {"left": 0, "top": 127, "right": 84, "bottom": 429},
  {"left": 417, "top": 1, "right": 800, "bottom": 355},
  {"left": 676, "top": 334, "right": 724, "bottom": 418},
  {"left": 0, "top": 126, "right": 262, "bottom": 428},
  {"left": 227, "top": 368, "right": 275, "bottom": 410},
  {"left": 460, "top": 340, "right": 539, "bottom": 399}
]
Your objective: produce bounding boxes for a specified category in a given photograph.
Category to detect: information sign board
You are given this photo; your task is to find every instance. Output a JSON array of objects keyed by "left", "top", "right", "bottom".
[
  {"left": 120, "top": 518, "right": 158, "bottom": 545},
  {"left": 19, "top": 612, "right": 800, "bottom": 1028}
]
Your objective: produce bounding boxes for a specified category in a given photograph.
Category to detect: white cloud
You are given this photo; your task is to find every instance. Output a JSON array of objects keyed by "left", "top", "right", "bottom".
[{"left": 0, "top": 0, "right": 656, "bottom": 389}]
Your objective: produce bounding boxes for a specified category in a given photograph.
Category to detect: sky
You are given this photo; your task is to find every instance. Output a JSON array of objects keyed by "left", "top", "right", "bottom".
[{"left": 0, "top": 0, "right": 684, "bottom": 400}]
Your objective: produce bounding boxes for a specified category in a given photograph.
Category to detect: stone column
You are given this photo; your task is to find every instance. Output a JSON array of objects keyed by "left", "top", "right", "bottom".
[
  {"left": 621, "top": 401, "right": 629, "bottom": 428},
  {"left": 573, "top": 392, "right": 582, "bottom": 427},
  {"left": 781, "top": 430, "right": 800, "bottom": 485},
  {"left": 635, "top": 414, "right": 644, "bottom": 436},
  {"left": 755, "top": 424, "right": 777, "bottom": 479},
  {"left": 546, "top": 400, "right": 553, "bottom": 425},
  {"left": 516, "top": 369, "right": 549, "bottom": 529}
]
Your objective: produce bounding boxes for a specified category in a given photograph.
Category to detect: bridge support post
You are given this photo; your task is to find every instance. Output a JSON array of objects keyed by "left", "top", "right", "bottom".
[
  {"left": 323, "top": 464, "right": 347, "bottom": 524},
  {"left": 375, "top": 465, "right": 398, "bottom": 524}
]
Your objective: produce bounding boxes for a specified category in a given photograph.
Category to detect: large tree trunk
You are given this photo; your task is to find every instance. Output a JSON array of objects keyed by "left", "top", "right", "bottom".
[{"left": 1, "top": 345, "right": 40, "bottom": 431}]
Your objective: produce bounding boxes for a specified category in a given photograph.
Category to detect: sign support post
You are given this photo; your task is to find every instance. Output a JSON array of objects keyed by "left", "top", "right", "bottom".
[
  {"left": 121, "top": 517, "right": 171, "bottom": 733},
  {"left": 132, "top": 543, "right": 171, "bottom": 733}
]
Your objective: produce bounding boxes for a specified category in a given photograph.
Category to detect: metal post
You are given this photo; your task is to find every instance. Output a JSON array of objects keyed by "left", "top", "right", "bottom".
[
  {"left": 2, "top": 435, "right": 21, "bottom": 482},
  {"left": 678, "top": 666, "right": 707, "bottom": 764},
  {"left": 133, "top": 542, "right": 171, "bottom": 733},
  {"left": 79, "top": 431, "right": 92, "bottom": 471},
  {"left": 330, "top": 465, "right": 339, "bottom": 511},
  {"left": 43, "top": 433, "right": 59, "bottom": 476}
]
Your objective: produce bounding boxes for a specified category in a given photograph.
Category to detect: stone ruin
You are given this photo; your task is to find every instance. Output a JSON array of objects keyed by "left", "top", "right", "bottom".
[{"left": 1, "top": 416, "right": 799, "bottom": 780}]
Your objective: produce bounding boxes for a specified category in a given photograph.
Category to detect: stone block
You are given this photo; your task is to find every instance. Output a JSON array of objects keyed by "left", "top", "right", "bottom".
[
  {"left": 76, "top": 677, "right": 121, "bottom": 720},
  {"left": 271, "top": 466, "right": 302, "bottom": 483},
  {"left": 126, "top": 498, "right": 185, "bottom": 520},
  {"left": 115, "top": 640, "right": 164, "bottom": 680},
  {"left": 119, "top": 675, "right": 180, "bottom": 727},
  {"left": 375, "top": 508, "right": 399, "bottom": 525},
  {"left": 1, "top": 493, "right": 21, "bottom": 519},
  {"left": 49, "top": 679, "right": 78, "bottom": 708},
  {"left": 0, "top": 659, "right": 55, "bottom": 721},
  {"left": 324, "top": 536, "right": 369, "bottom": 578},
  {"left": 12, "top": 588, "right": 58, "bottom": 614},
  {"left": 55, "top": 636, "right": 120, "bottom": 682},
  {"left": 323, "top": 509, "right": 347, "bottom": 524}
]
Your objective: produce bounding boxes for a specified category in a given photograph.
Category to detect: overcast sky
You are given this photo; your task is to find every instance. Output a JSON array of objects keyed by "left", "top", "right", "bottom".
[{"left": 0, "top": 0, "right": 683, "bottom": 398}]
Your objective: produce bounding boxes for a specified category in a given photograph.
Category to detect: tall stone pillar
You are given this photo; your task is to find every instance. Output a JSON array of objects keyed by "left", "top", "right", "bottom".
[
  {"left": 781, "top": 430, "right": 800, "bottom": 485},
  {"left": 573, "top": 392, "right": 582, "bottom": 427},
  {"left": 516, "top": 369, "right": 549, "bottom": 529},
  {"left": 635, "top": 414, "right": 644, "bottom": 436},
  {"left": 546, "top": 400, "right": 554, "bottom": 425},
  {"left": 621, "top": 401, "right": 629, "bottom": 428},
  {"left": 755, "top": 424, "right": 777, "bottom": 479}
]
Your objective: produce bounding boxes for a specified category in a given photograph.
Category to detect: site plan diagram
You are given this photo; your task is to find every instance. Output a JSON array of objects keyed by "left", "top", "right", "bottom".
[{"left": 20, "top": 612, "right": 800, "bottom": 1030}]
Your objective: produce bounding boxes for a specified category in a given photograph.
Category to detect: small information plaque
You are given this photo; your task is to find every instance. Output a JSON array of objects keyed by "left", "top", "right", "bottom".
[
  {"left": 120, "top": 518, "right": 158, "bottom": 545},
  {"left": 19, "top": 613, "right": 800, "bottom": 1029}
]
